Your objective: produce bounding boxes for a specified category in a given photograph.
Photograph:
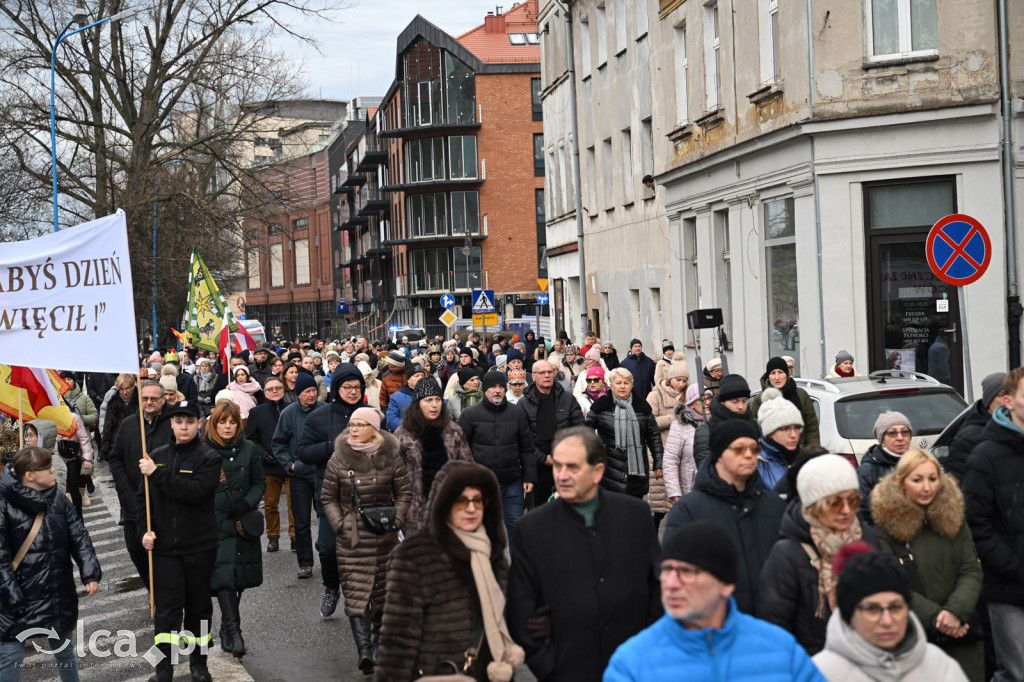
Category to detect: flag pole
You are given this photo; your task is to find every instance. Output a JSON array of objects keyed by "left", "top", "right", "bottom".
[
  {"left": 136, "top": 376, "right": 156, "bottom": 618},
  {"left": 17, "top": 391, "right": 23, "bottom": 450}
]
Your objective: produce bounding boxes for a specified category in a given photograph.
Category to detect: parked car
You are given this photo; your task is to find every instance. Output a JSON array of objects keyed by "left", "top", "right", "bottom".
[
  {"left": 787, "top": 371, "right": 967, "bottom": 465},
  {"left": 928, "top": 404, "right": 974, "bottom": 466}
]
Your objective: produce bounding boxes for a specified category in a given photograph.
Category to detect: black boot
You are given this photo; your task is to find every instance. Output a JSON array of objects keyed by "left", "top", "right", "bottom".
[
  {"left": 189, "top": 651, "right": 213, "bottom": 682},
  {"left": 349, "top": 616, "right": 374, "bottom": 674},
  {"left": 370, "top": 614, "right": 382, "bottom": 664},
  {"left": 217, "top": 590, "right": 236, "bottom": 653},
  {"left": 229, "top": 590, "right": 246, "bottom": 658},
  {"left": 147, "top": 643, "right": 173, "bottom": 682}
]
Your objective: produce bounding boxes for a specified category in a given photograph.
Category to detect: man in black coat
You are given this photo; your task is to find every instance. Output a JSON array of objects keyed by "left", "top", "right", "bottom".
[
  {"left": 245, "top": 375, "right": 292, "bottom": 553},
  {"left": 247, "top": 346, "right": 275, "bottom": 387},
  {"left": 618, "top": 339, "right": 656, "bottom": 402},
  {"left": 458, "top": 371, "right": 536, "bottom": 542},
  {"left": 965, "top": 369, "right": 1024, "bottom": 681},
  {"left": 295, "top": 364, "right": 364, "bottom": 618},
  {"left": 108, "top": 380, "right": 173, "bottom": 584},
  {"left": 946, "top": 372, "right": 1006, "bottom": 484},
  {"left": 518, "top": 360, "right": 584, "bottom": 505},
  {"left": 692, "top": 374, "right": 759, "bottom": 468},
  {"left": 663, "top": 418, "right": 785, "bottom": 615},
  {"left": 508, "top": 426, "right": 661, "bottom": 682}
]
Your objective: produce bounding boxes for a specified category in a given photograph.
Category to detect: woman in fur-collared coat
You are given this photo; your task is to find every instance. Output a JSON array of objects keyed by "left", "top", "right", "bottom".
[
  {"left": 321, "top": 407, "right": 412, "bottom": 676},
  {"left": 870, "top": 448, "right": 984, "bottom": 682}
]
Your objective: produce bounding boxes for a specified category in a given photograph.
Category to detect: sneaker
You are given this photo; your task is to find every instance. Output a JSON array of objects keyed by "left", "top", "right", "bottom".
[
  {"left": 267, "top": 538, "right": 279, "bottom": 553},
  {"left": 297, "top": 566, "right": 313, "bottom": 580},
  {"left": 320, "top": 588, "right": 340, "bottom": 617}
]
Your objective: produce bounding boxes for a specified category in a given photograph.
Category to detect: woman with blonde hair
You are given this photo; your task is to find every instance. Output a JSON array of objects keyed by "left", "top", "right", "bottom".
[{"left": 871, "top": 448, "right": 983, "bottom": 680}]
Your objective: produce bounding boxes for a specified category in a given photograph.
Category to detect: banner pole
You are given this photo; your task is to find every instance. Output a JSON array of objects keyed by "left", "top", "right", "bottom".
[
  {"left": 136, "top": 377, "right": 155, "bottom": 618},
  {"left": 17, "top": 392, "right": 23, "bottom": 450}
]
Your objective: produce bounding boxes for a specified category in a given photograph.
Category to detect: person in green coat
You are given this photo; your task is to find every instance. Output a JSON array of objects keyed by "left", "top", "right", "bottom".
[
  {"left": 870, "top": 448, "right": 984, "bottom": 681},
  {"left": 749, "top": 357, "right": 820, "bottom": 446},
  {"left": 204, "top": 401, "right": 266, "bottom": 659}
]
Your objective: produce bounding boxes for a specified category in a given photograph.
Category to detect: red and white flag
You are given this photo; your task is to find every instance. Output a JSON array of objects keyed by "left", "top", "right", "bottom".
[
  {"left": 9, "top": 366, "right": 64, "bottom": 414},
  {"left": 233, "top": 323, "right": 258, "bottom": 355},
  {"left": 217, "top": 315, "right": 231, "bottom": 372}
]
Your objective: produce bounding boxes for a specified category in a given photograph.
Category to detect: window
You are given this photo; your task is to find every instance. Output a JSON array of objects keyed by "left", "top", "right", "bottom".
[
  {"left": 635, "top": 0, "right": 649, "bottom": 37},
  {"left": 270, "top": 244, "right": 284, "bottom": 287},
  {"left": 292, "top": 217, "right": 308, "bottom": 231},
  {"left": 445, "top": 52, "right": 477, "bottom": 125},
  {"left": 453, "top": 246, "right": 482, "bottom": 290},
  {"left": 713, "top": 208, "right": 732, "bottom": 343},
  {"left": 526, "top": 33, "right": 539, "bottom": 45},
  {"left": 536, "top": 189, "right": 548, "bottom": 278},
  {"left": 294, "top": 238, "right": 310, "bottom": 286},
  {"left": 586, "top": 146, "right": 597, "bottom": 214},
  {"left": 704, "top": 3, "right": 721, "bottom": 111},
  {"left": 268, "top": 223, "right": 282, "bottom": 235},
  {"left": 449, "top": 136, "right": 478, "bottom": 179},
  {"left": 595, "top": 3, "right": 608, "bottom": 65},
  {"left": 621, "top": 128, "right": 634, "bottom": 204},
  {"left": 247, "top": 249, "right": 260, "bottom": 289},
  {"left": 764, "top": 197, "right": 799, "bottom": 375},
  {"left": 681, "top": 217, "right": 699, "bottom": 318},
  {"left": 640, "top": 118, "right": 655, "bottom": 179},
  {"left": 510, "top": 33, "right": 527, "bottom": 45},
  {"left": 675, "top": 23, "right": 689, "bottom": 124},
  {"left": 450, "top": 191, "right": 480, "bottom": 235},
  {"left": 548, "top": 147, "right": 560, "bottom": 213},
  {"left": 759, "top": 0, "right": 781, "bottom": 84},
  {"left": 580, "top": 15, "right": 592, "bottom": 73},
  {"left": 403, "top": 40, "right": 477, "bottom": 127},
  {"left": 407, "top": 193, "right": 448, "bottom": 237},
  {"left": 614, "top": 0, "right": 627, "bottom": 54},
  {"left": 410, "top": 248, "right": 452, "bottom": 292},
  {"left": 531, "top": 78, "right": 543, "bottom": 121},
  {"left": 602, "top": 138, "right": 613, "bottom": 209},
  {"left": 406, "top": 137, "right": 445, "bottom": 182},
  {"left": 534, "top": 134, "right": 545, "bottom": 177},
  {"left": 868, "top": 0, "right": 938, "bottom": 59}
]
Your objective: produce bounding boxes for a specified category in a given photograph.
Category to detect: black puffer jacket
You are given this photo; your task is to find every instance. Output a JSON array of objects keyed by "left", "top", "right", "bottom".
[
  {"left": 245, "top": 398, "right": 286, "bottom": 476},
  {"left": 585, "top": 393, "right": 663, "bottom": 497},
  {"left": 856, "top": 444, "right": 900, "bottom": 526},
  {"left": 663, "top": 459, "right": 785, "bottom": 614},
  {"left": 0, "top": 470, "right": 101, "bottom": 642},
  {"left": 457, "top": 399, "right": 536, "bottom": 486},
  {"left": 692, "top": 398, "right": 759, "bottom": 469},
  {"left": 517, "top": 382, "right": 585, "bottom": 467},
  {"left": 757, "top": 499, "right": 878, "bottom": 655},
  {"left": 945, "top": 399, "right": 991, "bottom": 484},
  {"left": 296, "top": 363, "right": 365, "bottom": 495},
  {"left": 964, "top": 407, "right": 1024, "bottom": 606}
]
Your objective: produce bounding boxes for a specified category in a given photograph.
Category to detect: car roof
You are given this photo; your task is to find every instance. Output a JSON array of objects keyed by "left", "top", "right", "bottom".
[{"left": 794, "top": 371, "right": 954, "bottom": 398}]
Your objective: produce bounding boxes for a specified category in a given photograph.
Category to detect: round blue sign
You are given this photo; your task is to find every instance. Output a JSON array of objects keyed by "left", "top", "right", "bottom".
[{"left": 537, "top": 294, "right": 549, "bottom": 305}]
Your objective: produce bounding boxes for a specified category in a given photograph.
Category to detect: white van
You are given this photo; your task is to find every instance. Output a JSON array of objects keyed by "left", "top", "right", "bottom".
[
  {"left": 387, "top": 325, "right": 427, "bottom": 346},
  {"left": 232, "top": 319, "right": 267, "bottom": 348}
]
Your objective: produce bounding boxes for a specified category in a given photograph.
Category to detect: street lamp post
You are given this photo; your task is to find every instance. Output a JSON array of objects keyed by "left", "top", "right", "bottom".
[
  {"left": 153, "top": 159, "right": 187, "bottom": 350},
  {"left": 50, "top": 7, "right": 137, "bottom": 232}
]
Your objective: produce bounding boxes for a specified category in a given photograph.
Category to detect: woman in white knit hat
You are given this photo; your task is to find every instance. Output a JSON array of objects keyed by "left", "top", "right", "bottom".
[
  {"left": 758, "top": 454, "right": 877, "bottom": 655},
  {"left": 755, "top": 387, "right": 805, "bottom": 489}
]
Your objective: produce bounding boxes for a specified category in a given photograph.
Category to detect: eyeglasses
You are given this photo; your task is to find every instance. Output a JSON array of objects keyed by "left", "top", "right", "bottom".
[
  {"left": 659, "top": 563, "right": 703, "bottom": 583},
  {"left": 349, "top": 422, "right": 372, "bottom": 430},
  {"left": 727, "top": 444, "right": 762, "bottom": 456},
  {"left": 339, "top": 384, "right": 363, "bottom": 392},
  {"left": 586, "top": 378, "right": 603, "bottom": 384},
  {"left": 856, "top": 601, "right": 909, "bottom": 622},
  {"left": 141, "top": 396, "right": 163, "bottom": 402},
  {"left": 776, "top": 425, "right": 802, "bottom": 434},
  {"left": 825, "top": 492, "right": 861, "bottom": 512},
  {"left": 884, "top": 428, "right": 911, "bottom": 439},
  {"left": 265, "top": 386, "right": 284, "bottom": 392},
  {"left": 453, "top": 495, "right": 487, "bottom": 511}
]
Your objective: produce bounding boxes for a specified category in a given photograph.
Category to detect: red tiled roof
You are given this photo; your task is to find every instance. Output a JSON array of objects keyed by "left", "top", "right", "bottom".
[
  {"left": 367, "top": 106, "right": 378, "bottom": 119},
  {"left": 456, "top": 0, "right": 540, "bottom": 65}
]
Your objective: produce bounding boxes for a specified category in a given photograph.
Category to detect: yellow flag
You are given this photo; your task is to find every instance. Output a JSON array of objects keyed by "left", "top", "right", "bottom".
[
  {"left": 184, "top": 249, "right": 237, "bottom": 352},
  {"left": 0, "top": 365, "right": 77, "bottom": 437}
]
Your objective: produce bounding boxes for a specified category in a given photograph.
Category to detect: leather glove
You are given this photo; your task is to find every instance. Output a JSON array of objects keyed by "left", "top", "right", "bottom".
[
  {"left": 526, "top": 605, "right": 551, "bottom": 645},
  {"left": 229, "top": 499, "right": 250, "bottom": 520}
]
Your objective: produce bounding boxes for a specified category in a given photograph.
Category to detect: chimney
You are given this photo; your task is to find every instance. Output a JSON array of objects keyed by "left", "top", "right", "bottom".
[{"left": 484, "top": 13, "right": 506, "bottom": 34}]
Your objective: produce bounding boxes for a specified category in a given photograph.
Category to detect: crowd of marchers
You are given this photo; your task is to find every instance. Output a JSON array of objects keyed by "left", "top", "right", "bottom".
[{"left": 3, "top": 329, "right": 1022, "bottom": 682}]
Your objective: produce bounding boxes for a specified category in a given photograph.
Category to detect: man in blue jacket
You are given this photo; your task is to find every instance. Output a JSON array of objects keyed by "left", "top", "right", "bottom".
[
  {"left": 604, "top": 521, "right": 823, "bottom": 681},
  {"left": 385, "top": 366, "right": 424, "bottom": 431},
  {"left": 619, "top": 339, "right": 656, "bottom": 402}
]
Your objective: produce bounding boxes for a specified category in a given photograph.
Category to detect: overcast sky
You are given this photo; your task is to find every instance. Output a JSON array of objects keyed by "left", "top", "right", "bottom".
[{"left": 278, "top": 0, "right": 506, "bottom": 102}]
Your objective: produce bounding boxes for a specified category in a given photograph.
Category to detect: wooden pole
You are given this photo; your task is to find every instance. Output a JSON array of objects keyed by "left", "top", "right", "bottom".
[
  {"left": 136, "top": 376, "right": 155, "bottom": 618},
  {"left": 17, "top": 391, "right": 23, "bottom": 450}
]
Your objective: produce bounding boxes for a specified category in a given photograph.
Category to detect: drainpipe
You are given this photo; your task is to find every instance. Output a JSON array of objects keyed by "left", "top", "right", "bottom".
[
  {"left": 998, "top": 0, "right": 1021, "bottom": 367},
  {"left": 806, "top": 0, "right": 827, "bottom": 376},
  {"left": 553, "top": 0, "right": 587, "bottom": 338}
]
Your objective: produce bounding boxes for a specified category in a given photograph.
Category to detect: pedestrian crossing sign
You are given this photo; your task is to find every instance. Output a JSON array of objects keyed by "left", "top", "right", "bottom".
[{"left": 471, "top": 289, "right": 495, "bottom": 313}]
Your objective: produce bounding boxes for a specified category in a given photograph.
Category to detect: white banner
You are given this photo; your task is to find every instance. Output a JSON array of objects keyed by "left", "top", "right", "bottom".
[{"left": 0, "top": 213, "right": 139, "bottom": 373}]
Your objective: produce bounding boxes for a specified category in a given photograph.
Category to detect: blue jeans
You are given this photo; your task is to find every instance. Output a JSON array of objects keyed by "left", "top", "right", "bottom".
[
  {"left": 990, "top": 602, "right": 1024, "bottom": 682},
  {"left": 500, "top": 481, "right": 525, "bottom": 545},
  {"left": 1, "top": 630, "right": 78, "bottom": 682}
]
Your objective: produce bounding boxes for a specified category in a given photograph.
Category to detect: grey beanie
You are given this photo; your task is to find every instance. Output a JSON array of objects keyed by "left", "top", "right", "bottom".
[
  {"left": 873, "top": 411, "right": 912, "bottom": 442},
  {"left": 982, "top": 372, "right": 1007, "bottom": 408},
  {"left": 835, "top": 350, "right": 854, "bottom": 366}
]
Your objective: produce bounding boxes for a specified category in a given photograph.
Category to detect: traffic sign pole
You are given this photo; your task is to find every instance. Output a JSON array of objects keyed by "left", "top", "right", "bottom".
[{"left": 959, "top": 287, "right": 974, "bottom": 403}]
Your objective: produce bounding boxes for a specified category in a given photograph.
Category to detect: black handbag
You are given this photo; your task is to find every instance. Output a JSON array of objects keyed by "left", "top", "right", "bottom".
[
  {"left": 349, "top": 471, "right": 397, "bottom": 535},
  {"left": 893, "top": 542, "right": 984, "bottom": 645},
  {"left": 220, "top": 469, "right": 265, "bottom": 540}
]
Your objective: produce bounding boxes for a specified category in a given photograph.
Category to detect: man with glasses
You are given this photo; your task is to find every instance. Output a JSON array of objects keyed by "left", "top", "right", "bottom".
[
  {"left": 663, "top": 419, "right": 785, "bottom": 614},
  {"left": 108, "top": 379, "right": 173, "bottom": 584},
  {"left": 245, "top": 376, "right": 294, "bottom": 553},
  {"left": 296, "top": 364, "right": 366, "bottom": 617},
  {"left": 518, "top": 360, "right": 584, "bottom": 506},
  {"left": 606, "top": 521, "right": 821, "bottom": 681},
  {"left": 508, "top": 426, "right": 660, "bottom": 682},
  {"left": 857, "top": 412, "right": 913, "bottom": 526}
]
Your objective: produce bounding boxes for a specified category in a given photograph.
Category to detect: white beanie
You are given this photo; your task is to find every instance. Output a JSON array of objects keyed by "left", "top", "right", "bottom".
[
  {"left": 215, "top": 389, "right": 237, "bottom": 405},
  {"left": 356, "top": 361, "right": 373, "bottom": 378},
  {"left": 757, "top": 388, "right": 804, "bottom": 437},
  {"left": 797, "top": 454, "right": 859, "bottom": 506}
]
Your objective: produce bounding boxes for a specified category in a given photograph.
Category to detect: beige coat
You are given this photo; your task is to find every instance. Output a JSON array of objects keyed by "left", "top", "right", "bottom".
[{"left": 645, "top": 380, "right": 681, "bottom": 515}]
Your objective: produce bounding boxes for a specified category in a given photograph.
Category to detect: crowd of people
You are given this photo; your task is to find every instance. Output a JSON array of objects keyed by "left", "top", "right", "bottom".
[{"left": 1, "top": 329, "right": 1020, "bottom": 682}]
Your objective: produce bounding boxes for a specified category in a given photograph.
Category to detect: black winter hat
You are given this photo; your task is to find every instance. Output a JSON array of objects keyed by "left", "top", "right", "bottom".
[
  {"left": 457, "top": 368, "right": 480, "bottom": 387},
  {"left": 709, "top": 419, "right": 761, "bottom": 462},
  {"left": 661, "top": 521, "right": 738, "bottom": 585},
  {"left": 717, "top": 374, "right": 751, "bottom": 402},
  {"left": 836, "top": 547, "right": 912, "bottom": 623},
  {"left": 765, "top": 356, "right": 788, "bottom": 376},
  {"left": 414, "top": 378, "right": 442, "bottom": 402},
  {"left": 481, "top": 371, "right": 506, "bottom": 393},
  {"left": 294, "top": 372, "right": 318, "bottom": 396}
]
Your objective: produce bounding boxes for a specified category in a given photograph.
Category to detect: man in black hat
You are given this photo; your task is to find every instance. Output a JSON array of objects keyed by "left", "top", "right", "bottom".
[
  {"left": 605, "top": 521, "right": 820, "bottom": 681},
  {"left": 458, "top": 371, "right": 536, "bottom": 541},
  {"left": 247, "top": 346, "right": 275, "bottom": 387},
  {"left": 692, "top": 373, "right": 758, "bottom": 468},
  {"left": 137, "top": 399, "right": 221, "bottom": 682},
  {"left": 663, "top": 418, "right": 784, "bottom": 615},
  {"left": 619, "top": 339, "right": 657, "bottom": 402}
]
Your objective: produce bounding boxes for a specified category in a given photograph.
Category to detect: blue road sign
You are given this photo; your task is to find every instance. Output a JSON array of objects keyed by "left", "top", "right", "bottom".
[
  {"left": 926, "top": 214, "right": 991, "bottom": 287},
  {"left": 537, "top": 293, "right": 549, "bottom": 305},
  {"left": 440, "top": 293, "right": 455, "bottom": 309},
  {"left": 471, "top": 289, "right": 496, "bottom": 313}
]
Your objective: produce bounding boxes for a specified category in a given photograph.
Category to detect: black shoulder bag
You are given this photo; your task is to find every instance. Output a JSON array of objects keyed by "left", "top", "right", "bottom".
[
  {"left": 348, "top": 470, "right": 397, "bottom": 535},
  {"left": 893, "top": 542, "right": 983, "bottom": 645}
]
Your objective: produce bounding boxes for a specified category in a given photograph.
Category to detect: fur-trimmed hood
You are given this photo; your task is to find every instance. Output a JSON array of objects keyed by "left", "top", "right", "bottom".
[
  {"left": 331, "top": 429, "right": 400, "bottom": 473},
  {"left": 870, "top": 469, "right": 964, "bottom": 543},
  {"left": 427, "top": 460, "right": 507, "bottom": 563}
]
